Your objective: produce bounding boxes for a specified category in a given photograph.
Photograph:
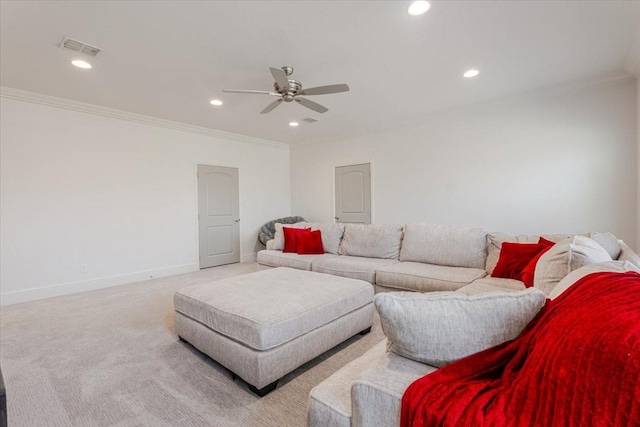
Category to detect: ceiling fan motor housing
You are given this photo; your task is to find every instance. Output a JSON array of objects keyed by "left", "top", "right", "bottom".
[{"left": 274, "top": 79, "right": 302, "bottom": 102}]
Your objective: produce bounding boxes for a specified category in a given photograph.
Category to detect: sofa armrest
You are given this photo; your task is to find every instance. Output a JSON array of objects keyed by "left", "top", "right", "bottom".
[
  {"left": 266, "top": 239, "right": 275, "bottom": 250},
  {"left": 617, "top": 240, "right": 640, "bottom": 268},
  {"left": 351, "top": 348, "right": 436, "bottom": 427}
]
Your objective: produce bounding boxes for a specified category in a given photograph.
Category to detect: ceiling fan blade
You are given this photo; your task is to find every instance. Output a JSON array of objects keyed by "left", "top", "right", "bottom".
[
  {"left": 269, "top": 67, "right": 290, "bottom": 89},
  {"left": 223, "top": 89, "right": 280, "bottom": 96},
  {"left": 295, "top": 97, "right": 328, "bottom": 114},
  {"left": 261, "top": 98, "right": 283, "bottom": 114},
  {"left": 299, "top": 84, "right": 350, "bottom": 96}
]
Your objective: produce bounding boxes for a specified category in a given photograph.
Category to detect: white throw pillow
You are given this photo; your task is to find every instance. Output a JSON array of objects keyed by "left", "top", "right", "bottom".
[
  {"left": 400, "top": 223, "right": 487, "bottom": 269},
  {"left": 548, "top": 261, "right": 640, "bottom": 300},
  {"left": 534, "top": 235, "right": 612, "bottom": 296},
  {"left": 374, "top": 289, "right": 546, "bottom": 367},
  {"left": 305, "top": 223, "right": 345, "bottom": 254},
  {"left": 272, "top": 222, "right": 307, "bottom": 251}
]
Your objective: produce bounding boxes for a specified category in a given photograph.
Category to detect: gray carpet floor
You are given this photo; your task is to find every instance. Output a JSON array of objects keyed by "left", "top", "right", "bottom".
[{"left": 0, "top": 263, "right": 385, "bottom": 426}]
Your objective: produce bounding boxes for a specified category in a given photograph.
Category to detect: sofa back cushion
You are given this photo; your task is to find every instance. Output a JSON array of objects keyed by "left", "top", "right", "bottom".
[
  {"left": 486, "top": 232, "right": 573, "bottom": 274},
  {"left": 305, "top": 223, "right": 345, "bottom": 254},
  {"left": 272, "top": 222, "right": 307, "bottom": 251},
  {"left": 399, "top": 223, "right": 487, "bottom": 269},
  {"left": 548, "top": 260, "right": 640, "bottom": 300},
  {"left": 338, "top": 224, "right": 404, "bottom": 259},
  {"left": 533, "top": 235, "right": 612, "bottom": 296},
  {"left": 374, "top": 289, "right": 546, "bottom": 367},
  {"left": 589, "top": 232, "right": 621, "bottom": 259}
]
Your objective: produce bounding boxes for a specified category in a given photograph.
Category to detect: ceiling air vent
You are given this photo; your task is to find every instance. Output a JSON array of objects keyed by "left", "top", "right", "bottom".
[
  {"left": 59, "top": 36, "right": 101, "bottom": 57},
  {"left": 303, "top": 118, "right": 319, "bottom": 123}
]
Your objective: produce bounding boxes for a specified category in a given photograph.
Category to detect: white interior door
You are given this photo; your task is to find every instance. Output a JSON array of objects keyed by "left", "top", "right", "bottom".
[
  {"left": 335, "top": 163, "right": 371, "bottom": 224},
  {"left": 197, "top": 165, "right": 240, "bottom": 268}
]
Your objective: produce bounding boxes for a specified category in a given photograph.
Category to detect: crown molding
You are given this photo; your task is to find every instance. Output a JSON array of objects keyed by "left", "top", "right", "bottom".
[{"left": 0, "top": 86, "right": 289, "bottom": 150}]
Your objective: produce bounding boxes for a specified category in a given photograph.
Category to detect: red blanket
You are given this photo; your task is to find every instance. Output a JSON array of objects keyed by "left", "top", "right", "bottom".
[{"left": 401, "top": 272, "right": 640, "bottom": 427}]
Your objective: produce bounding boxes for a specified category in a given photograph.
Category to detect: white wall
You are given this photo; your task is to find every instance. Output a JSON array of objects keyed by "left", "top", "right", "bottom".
[
  {"left": 0, "top": 96, "right": 290, "bottom": 305},
  {"left": 637, "top": 78, "right": 640, "bottom": 250},
  {"left": 292, "top": 78, "right": 638, "bottom": 249}
]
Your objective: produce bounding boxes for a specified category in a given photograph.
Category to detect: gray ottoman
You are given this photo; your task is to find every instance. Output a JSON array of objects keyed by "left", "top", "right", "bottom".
[{"left": 174, "top": 267, "right": 374, "bottom": 396}]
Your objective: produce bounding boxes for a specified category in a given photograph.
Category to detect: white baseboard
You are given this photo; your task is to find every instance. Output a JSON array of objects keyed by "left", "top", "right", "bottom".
[{"left": 0, "top": 263, "right": 199, "bottom": 306}]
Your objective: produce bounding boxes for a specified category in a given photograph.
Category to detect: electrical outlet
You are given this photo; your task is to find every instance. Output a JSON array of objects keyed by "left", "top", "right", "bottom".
[{"left": 80, "top": 264, "right": 88, "bottom": 273}]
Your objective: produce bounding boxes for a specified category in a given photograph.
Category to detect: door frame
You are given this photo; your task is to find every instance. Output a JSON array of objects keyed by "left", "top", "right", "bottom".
[
  {"left": 332, "top": 161, "right": 374, "bottom": 224},
  {"left": 193, "top": 162, "right": 242, "bottom": 267}
]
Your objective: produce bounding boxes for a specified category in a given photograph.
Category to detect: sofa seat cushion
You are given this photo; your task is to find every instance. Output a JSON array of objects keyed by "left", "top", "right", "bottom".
[
  {"left": 350, "top": 342, "right": 436, "bottom": 427},
  {"left": 456, "top": 277, "right": 525, "bottom": 295},
  {"left": 312, "top": 256, "right": 400, "bottom": 284},
  {"left": 375, "top": 262, "right": 487, "bottom": 292},
  {"left": 256, "top": 250, "right": 337, "bottom": 271}
]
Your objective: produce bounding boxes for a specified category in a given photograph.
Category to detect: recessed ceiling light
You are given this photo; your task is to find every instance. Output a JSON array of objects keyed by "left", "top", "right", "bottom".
[
  {"left": 71, "top": 59, "right": 92, "bottom": 69},
  {"left": 408, "top": 1, "right": 431, "bottom": 16},
  {"left": 210, "top": 99, "right": 223, "bottom": 106},
  {"left": 289, "top": 121, "right": 299, "bottom": 127},
  {"left": 463, "top": 69, "right": 480, "bottom": 78}
]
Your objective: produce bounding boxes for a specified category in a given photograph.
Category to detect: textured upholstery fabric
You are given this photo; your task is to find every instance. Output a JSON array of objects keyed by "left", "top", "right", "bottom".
[
  {"left": 266, "top": 239, "right": 275, "bottom": 250},
  {"left": 375, "top": 262, "right": 486, "bottom": 292},
  {"left": 258, "top": 216, "right": 305, "bottom": 246},
  {"left": 312, "top": 256, "right": 400, "bottom": 284},
  {"left": 256, "top": 250, "right": 336, "bottom": 271},
  {"left": 456, "top": 276, "right": 526, "bottom": 294},
  {"left": 400, "top": 223, "right": 487, "bottom": 269},
  {"left": 589, "top": 232, "right": 621, "bottom": 259},
  {"left": 174, "top": 268, "right": 373, "bottom": 351},
  {"left": 618, "top": 240, "right": 640, "bottom": 268},
  {"left": 308, "top": 341, "right": 388, "bottom": 427},
  {"left": 272, "top": 222, "right": 307, "bottom": 251},
  {"left": 351, "top": 348, "right": 436, "bottom": 427},
  {"left": 175, "top": 303, "right": 373, "bottom": 390},
  {"left": 338, "top": 224, "right": 404, "bottom": 259},
  {"left": 374, "top": 289, "right": 545, "bottom": 367},
  {"left": 485, "top": 232, "right": 574, "bottom": 274},
  {"left": 306, "top": 223, "right": 346, "bottom": 254},
  {"left": 548, "top": 260, "right": 640, "bottom": 300},
  {"left": 534, "top": 236, "right": 612, "bottom": 296}
]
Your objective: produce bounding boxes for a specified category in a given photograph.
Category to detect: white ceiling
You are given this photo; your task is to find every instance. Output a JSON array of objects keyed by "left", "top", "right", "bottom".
[{"left": 2, "top": 1, "right": 639, "bottom": 146}]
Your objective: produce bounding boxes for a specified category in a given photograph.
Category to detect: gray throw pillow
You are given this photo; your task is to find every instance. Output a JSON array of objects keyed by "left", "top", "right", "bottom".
[{"left": 374, "top": 289, "right": 546, "bottom": 367}]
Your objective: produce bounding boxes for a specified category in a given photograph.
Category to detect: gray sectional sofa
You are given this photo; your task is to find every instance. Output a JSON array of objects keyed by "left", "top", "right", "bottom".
[{"left": 256, "top": 222, "right": 640, "bottom": 426}]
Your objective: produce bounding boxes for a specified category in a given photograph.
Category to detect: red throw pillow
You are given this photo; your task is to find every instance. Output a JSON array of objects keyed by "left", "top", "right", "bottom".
[
  {"left": 297, "top": 230, "right": 325, "bottom": 255},
  {"left": 521, "top": 237, "right": 556, "bottom": 287},
  {"left": 283, "top": 227, "right": 311, "bottom": 253},
  {"left": 491, "top": 242, "right": 547, "bottom": 281}
]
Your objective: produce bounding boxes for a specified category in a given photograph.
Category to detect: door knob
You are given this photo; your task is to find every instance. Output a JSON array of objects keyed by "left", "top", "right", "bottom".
[{"left": 234, "top": 219, "right": 240, "bottom": 223}]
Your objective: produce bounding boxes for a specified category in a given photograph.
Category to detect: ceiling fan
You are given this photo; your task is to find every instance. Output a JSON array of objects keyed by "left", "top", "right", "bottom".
[{"left": 223, "top": 66, "right": 349, "bottom": 114}]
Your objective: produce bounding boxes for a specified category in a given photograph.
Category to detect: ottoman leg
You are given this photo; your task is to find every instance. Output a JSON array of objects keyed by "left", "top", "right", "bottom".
[
  {"left": 248, "top": 380, "right": 279, "bottom": 397},
  {"left": 358, "top": 326, "right": 372, "bottom": 336}
]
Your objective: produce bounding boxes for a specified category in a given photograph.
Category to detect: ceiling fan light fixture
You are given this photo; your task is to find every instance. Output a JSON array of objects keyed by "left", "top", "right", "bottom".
[
  {"left": 71, "top": 59, "right": 92, "bottom": 69},
  {"left": 408, "top": 1, "right": 431, "bottom": 16},
  {"left": 463, "top": 69, "right": 480, "bottom": 78},
  {"left": 210, "top": 99, "right": 223, "bottom": 106},
  {"left": 289, "top": 121, "right": 299, "bottom": 127}
]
